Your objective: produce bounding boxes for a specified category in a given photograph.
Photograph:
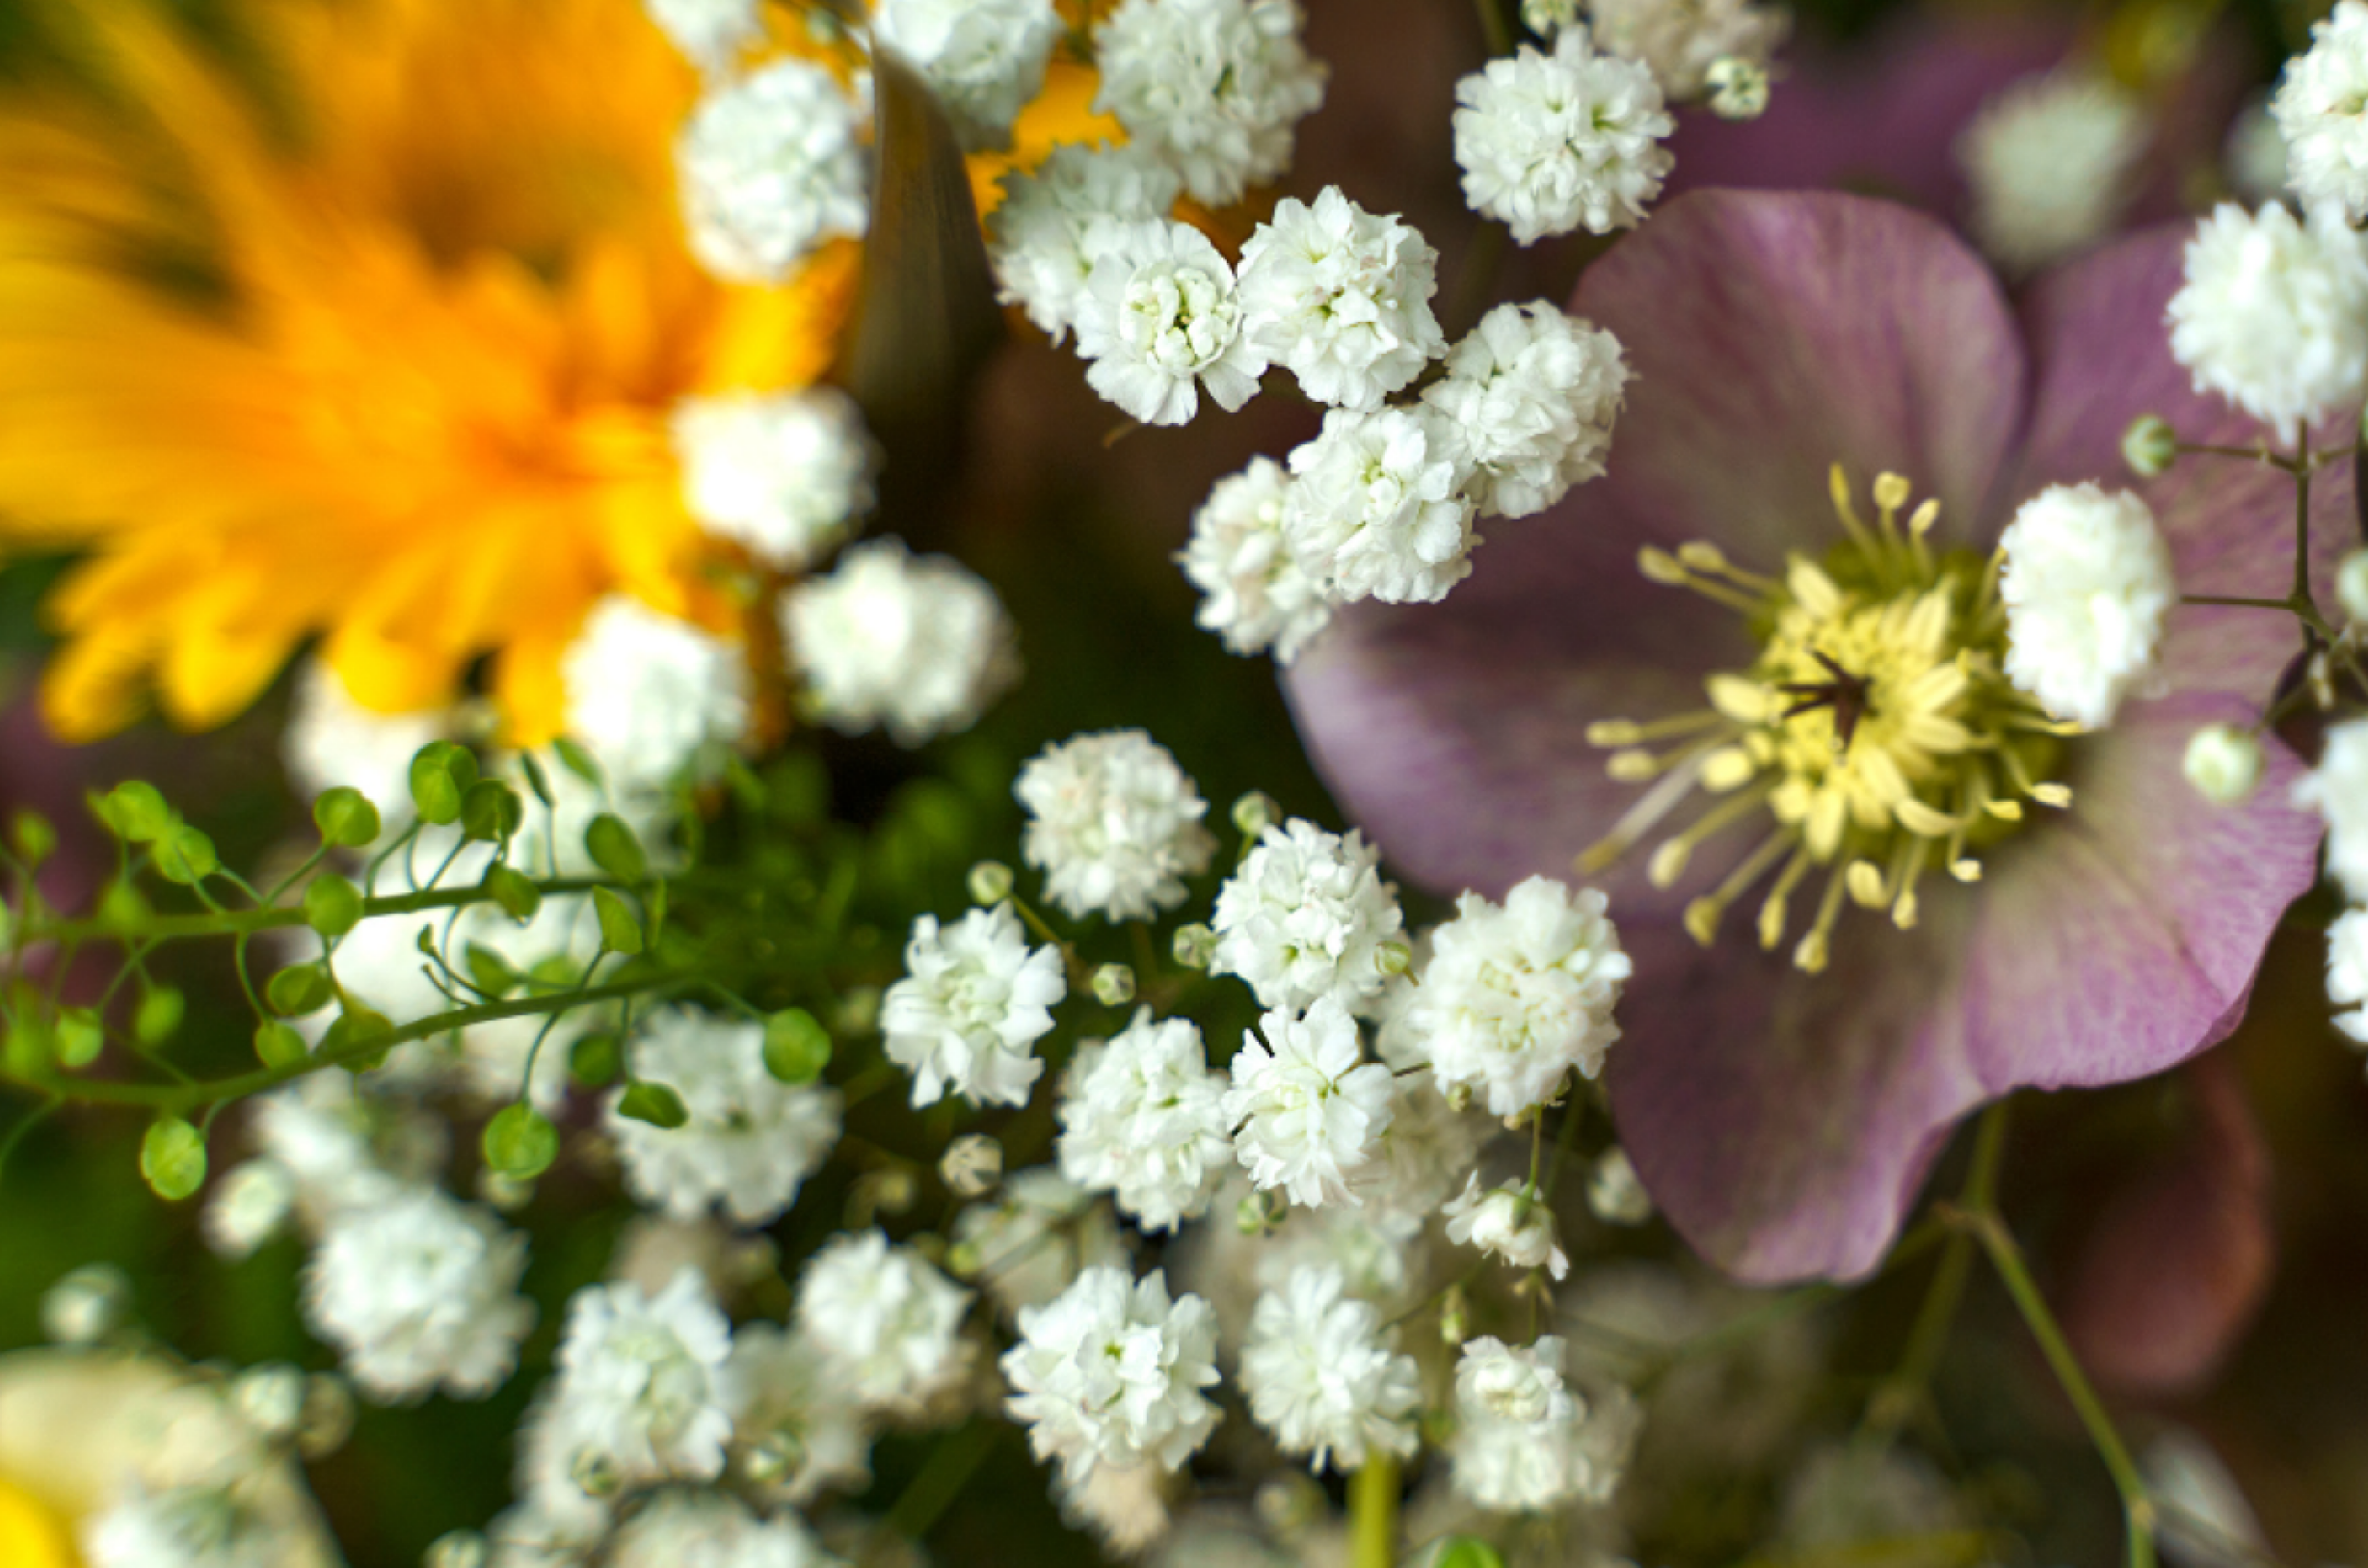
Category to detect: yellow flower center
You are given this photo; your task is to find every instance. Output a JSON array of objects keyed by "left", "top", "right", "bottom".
[{"left": 1578, "top": 466, "right": 2073, "bottom": 972}]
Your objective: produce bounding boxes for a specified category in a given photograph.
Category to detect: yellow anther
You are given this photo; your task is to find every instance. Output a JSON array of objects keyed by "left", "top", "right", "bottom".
[
  {"left": 1793, "top": 931, "right": 1828, "bottom": 973},
  {"left": 1708, "top": 675, "right": 1772, "bottom": 723},
  {"left": 1846, "top": 860, "right": 1887, "bottom": 908},
  {"left": 1893, "top": 797, "right": 1957, "bottom": 837},
  {"left": 1701, "top": 747, "right": 1758, "bottom": 791},
  {"left": 1683, "top": 897, "right": 1722, "bottom": 945},
  {"left": 1951, "top": 858, "right": 1982, "bottom": 882},
  {"left": 1638, "top": 547, "right": 1687, "bottom": 583},
  {"left": 1872, "top": 472, "right": 1912, "bottom": 512},
  {"left": 1586, "top": 720, "right": 1642, "bottom": 746},
  {"left": 1607, "top": 750, "right": 1657, "bottom": 782},
  {"left": 1678, "top": 541, "right": 1729, "bottom": 571},
  {"left": 1984, "top": 799, "right": 2023, "bottom": 821},
  {"left": 1648, "top": 839, "right": 1691, "bottom": 887},
  {"left": 1908, "top": 498, "right": 1940, "bottom": 537},
  {"left": 2030, "top": 782, "right": 2072, "bottom": 809},
  {"left": 1892, "top": 889, "right": 1919, "bottom": 929}
]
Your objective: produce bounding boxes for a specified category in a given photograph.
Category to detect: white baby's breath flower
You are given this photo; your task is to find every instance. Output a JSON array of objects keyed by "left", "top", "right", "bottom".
[
  {"left": 1284, "top": 407, "right": 1477, "bottom": 606},
  {"left": 1237, "top": 187, "right": 1447, "bottom": 411},
  {"left": 282, "top": 657, "right": 447, "bottom": 814},
  {"left": 1452, "top": 31, "right": 1674, "bottom": 243},
  {"left": 1075, "top": 219, "right": 1266, "bottom": 426},
  {"left": 783, "top": 539, "right": 1020, "bottom": 747},
  {"left": 725, "top": 1324, "right": 875, "bottom": 1506},
  {"left": 1411, "top": 875, "right": 1631, "bottom": 1117},
  {"left": 1997, "top": 483, "right": 2175, "bottom": 730},
  {"left": 1178, "top": 458, "right": 1335, "bottom": 662},
  {"left": 1442, "top": 1174, "right": 1570, "bottom": 1278},
  {"left": 1223, "top": 998, "right": 1397, "bottom": 1208},
  {"left": 883, "top": 903, "right": 1066, "bottom": 1108},
  {"left": 645, "top": 0, "right": 762, "bottom": 74},
  {"left": 673, "top": 388, "right": 877, "bottom": 570},
  {"left": 1451, "top": 1336, "right": 1641, "bottom": 1513},
  {"left": 1058, "top": 1010, "right": 1232, "bottom": 1231},
  {"left": 678, "top": 58, "right": 869, "bottom": 283},
  {"left": 83, "top": 1485, "right": 306, "bottom": 1568},
  {"left": 561, "top": 596, "right": 750, "bottom": 791},
  {"left": 2274, "top": 0, "right": 2368, "bottom": 221},
  {"left": 1017, "top": 730, "right": 1217, "bottom": 921},
  {"left": 606, "top": 1009, "right": 842, "bottom": 1227},
  {"left": 1211, "top": 819, "right": 1405, "bottom": 1014},
  {"left": 303, "top": 1186, "right": 535, "bottom": 1403},
  {"left": 1422, "top": 302, "right": 1628, "bottom": 519},
  {"left": 796, "top": 1230, "right": 971, "bottom": 1412},
  {"left": 2299, "top": 718, "right": 2368, "bottom": 901},
  {"left": 1585, "top": 0, "right": 1788, "bottom": 100},
  {"left": 2167, "top": 200, "right": 2368, "bottom": 438},
  {"left": 990, "top": 145, "right": 1184, "bottom": 343},
  {"left": 607, "top": 1491, "right": 838, "bottom": 1568},
  {"left": 2327, "top": 907, "right": 2368, "bottom": 1045},
  {"left": 2183, "top": 722, "right": 2266, "bottom": 806},
  {"left": 202, "top": 1158, "right": 297, "bottom": 1261},
  {"left": 543, "top": 1269, "right": 739, "bottom": 1488},
  {"left": 1092, "top": 0, "right": 1328, "bottom": 207},
  {"left": 1957, "top": 70, "right": 2148, "bottom": 272},
  {"left": 1001, "top": 1265, "right": 1222, "bottom": 1485},
  {"left": 1238, "top": 1263, "right": 1420, "bottom": 1472},
  {"left": 874, "top": 0, "right": 1064, "bottom": 150}
]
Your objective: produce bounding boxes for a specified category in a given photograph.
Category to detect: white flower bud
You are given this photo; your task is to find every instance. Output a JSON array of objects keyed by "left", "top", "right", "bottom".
[
  {"left": 1090, "top": 963, "right": 1137, "bottom": 1007},
  {"left": 2121, "top": 413, "right": 2179, "bottom": 478},
  {"left": 1586, "top": 1146, "right": 1655, "bottom": 1225},
  {"left": 232, "top": 1363, "right": 307, "bottom": 1444},
  {"left": 425, "top": 1531, "right": 490, "bottom": 1568},
  {"left": 1172, "top": 922, "right": 1217, "bottom": 970},
  {"left": 970, "top": 862, "right": 1016, "bottom": 904},
  {"left": 2183, "top": 723, "right": 2266, "bottom": 805},
  {"left": 1705, "top": 56, "right": 1769, "bottom": 119},
  {"left": 298, "top": 1372, "right": 356, "bottom": 1458},
  {"left": 941, "top": 1133, "right": 1004, "bottom": 1199},
  {"left": 2339, "top": 548, "right": 2368, "bottom": 625},
  {"left": 40, "top": 1262, "right": 129, "bottom": 1345},
  {"left": 1232, "top": 790, "right": 1279, "bottom": 837}
]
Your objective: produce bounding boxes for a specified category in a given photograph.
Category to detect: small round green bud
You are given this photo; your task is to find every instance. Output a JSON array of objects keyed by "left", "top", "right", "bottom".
[
  {"left": 459, "top": 779, "right": 523, "bottom": 843},
  {"left": 741, "top": 1432, "right": 805, "bottom": 1489},
  {"left": 1090, "top": 963, "right": 1136, "bottom": 1007},
  {"left": 762, "top": 1008, "right": 833, "bottom": 1083},
  {"left": 1375, "top": 939, "right": 1414, "bottom": 977},
  {"left": 478, "top": 1170, "right": 534, "bottom": 1213},
  {"left": 1439, "top": 1285, "right": 1470, "bottom": 1345},
  {"left": 133, "top": 986, "right": 184, "bottom": 1047},
  {"left": 93, "top": 781, "right": 171, "bottom": 843},
  {"left": 303, "top": 873, "right": 364, "bottom": 938},
  {"left": 1432, "top": 1538, "right": 1509, "bottom": 1568},
  {"left": 140, "top": 1117, "right": 207, "bottom": 1201},
  {"left": 253, "top": 1021, "right": 310, "bottom": 1069},
  {"left": 2182, "top": 722, "right": 2265, "bottom": 806},
  {"left": 1232, "top": 790, "right": 1278, "bottom": 838},
  {"left": 53, "top": 1008, "right": 103, "bottom": 1070},
  {"left": 408, "top": 742, "right": 477, "bottom": 826},
  {"left": 947, "top": 1239, "right": 986, "bottom": 1277},
  {"left": 2339, "top": 549, "right": 2368, "bottom": 625},
  {"left": 583, "top": 812, "right": 649, "bottom": 884},
  {"left": 967, "top": 861, "right": 1015, "bottom": 905},
  {"left": 941, "top": 1133, "right": 1002, "bottom": 1198},
  {"left": 9, "top": 810, "right": 56, "bottom": 869},
  {"left": 2121, "top": 414, "right": 2179, "bottom": 479},
  {"left": 153, "top": 822, "right": 218, "bottom": 885},
  {"left": 1704, "top": 56, "right": 1769, "bottom": 119},
  {"left": 482, "top": 1103, "right": 559, "bottom": 1179},
  {"left": 1236, "top": 1189, "right": 1285, "bottom": 1236},
  {"left": 311, "top": 786, "right": 381, "bottom": 849},
  {"left": 591, "top": 886, "right": 644, "bottom": 955},
  {"left": 1172, "top": 922, "right": 1217, "bottom": 970},
  {"left": 865, "top": 1166, "right": 918, "bottom": 1216},
  {"left": 569, "top": 1448, "right": 621, "bottom": 1499}
]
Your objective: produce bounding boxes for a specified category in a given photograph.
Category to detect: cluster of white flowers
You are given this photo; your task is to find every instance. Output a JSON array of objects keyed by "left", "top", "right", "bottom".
[
  {"left": 1223, "top": 999, "right": 1397, "bottom": 1208},
  {"left": 1001, "top": 1265, "right": 1222, "bottom": 1484},
  {"left": 1092, "top": 0, "right": 1328, "bottom": 206},
  {"left": 1058, "top": 1011, "right": 1232, "bottom": 1230},
  {"left": 726, "top": 1324, "right": 876, "bottom": 1505},
  {"left": 2328, "top": 908, "right": 2368, "bottom": 1045},
  {"left": 673, "top": 389, "right": 879, "bottom": 570},
  {"left": 1211, "top": 819, "right": 1405, "bottom": 1013},
  {"left": 873, "top": 0, "right": 1064, "bottom": 151},
  {"left": 606, "top": 1491, "right": 838, "bottom": 1568},
  {"left": 1016, "top": 730, "right": 1217, "bottom": 920},
  {"left": 561, "top": 595, "right": 752, "bottom": 792},
  {"left": 1451, "top": 1337, "right": 1641, "bottom": 1513},
  {"left": 883, "top": 902, "right": 1067, "bottom": 1107},
  {"left": 1284, "top": 407, "right": 1477, "bottom": 605},
  {"left": 606, "top": 1009, "right": 843, "bottom": 1227},
  {"left": 677, "top": 57, "right": 869, "bottom": 284},
  {"left": 1452, "top": 30, "right": 1675, "bottom": 244},
  {"left": 1957, "top": 69, "right": 2149, "bottom": 272},
  {"left": 540, "top": 1270, "right": 741, "bottom": 1491},
  {"left": 2167, "top": 201, "right": 2368, "bottom": 439},
  {"left": 303, "top": 1187, "right": 536, "bottom": 1403},
  {"left": 1996, "top": 483, "right": 2177, "bottom": 730},
  {"left": 1238, "top": 188, "right": 1448, "bottom": 410},
  {"left": 1584, "top": 0, "right": 1789, "bottom": 101},
  {"left": 1177, "top": 458, "right": 1335, "bottom": 662},
  {"left": 796, "top": 1231, "right": 972, "bottom": 1412},
  {"left": 1409, "top": 876, "right": 1632, "bottom": 1116},
  {"left": 1443, "top": 1174, "right": 1571, "bottom": 1278},
  {"left": 989, "top": 146, "right": 1185, "bottom": 343},
  {"left": 1076, "top": 219, "right": 1266, "bottom": 426},
  {"left": 783, "top": 539, "right": 1022, "bottom": 747},
  {"left": 2300, "top": 718, "right": 2368, "bottom": 899},
  {"left": 1237, "top": 1263, "right": 1421, "bottom": 1471},
  {"left": 645, "top": 0, "right": 762, "bottom": 76},
  {"left": 2274, "top": 0, "right": 2368, "bottom": 220},
  {"left": 83, "top": 1485, "right": 308, "bottom": 1568},
  {"left": 1423, "top": 302, "right": 1630, "bottom": 519}
]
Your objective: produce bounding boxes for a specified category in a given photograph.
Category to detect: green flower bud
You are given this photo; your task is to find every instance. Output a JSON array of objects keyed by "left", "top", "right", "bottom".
[
  {"left": 967, "top": 860, "right": 1015, "bottom": 905},
  {"left": 93, "top": 781, "right": 170, "bottom": 843},
  {"left": 1090, "top": 963, "right": 1136, "bottom": 1006},
  {"left": 265, "top": 962, "right": 334, "bottom": 1018},
  {"left": 2182, "top": 722, "right": 2265, "bottom": 806},
  {"left": 303, "top": 872, "right": 364, "bottom": 938},
  {"left": 2121, "top": 413, "right": 2178, "bottom": 479},
  {"left": 592, "top": 886, "right": 644, "bottom": 955},
  {"left": 762, "top": 1008, "right": 832, "bottom": 1083},
  {"left": 483, "top": 1103, "right": 559, "bottom": 1179},
  {"left": 1232, "top": 790, "right": 1278, "bottom": 838},
  {"left": 312, "top": 786, "right": 381, "bottom": 849},
  {"left": 140, "top": 1118, "right": 206, "bottom": 1201},
  {"left": 617, "top": 1080, "right": 689, "bottom": 1129}
]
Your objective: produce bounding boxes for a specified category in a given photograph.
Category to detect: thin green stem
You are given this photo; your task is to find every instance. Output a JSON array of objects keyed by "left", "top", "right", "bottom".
[
  {"left": 2180, "top": 594, "right": 2296, "bottom": 611},
  {"left": 2294, "top": 424, "right": 2316, "bottom": 610},
  {"left": 17, "top": 876, "right": 620, "bottom": 946},
  {"left": 1865, "top": 1103, "right": 2008, "bottom": 1435},
  {"left": 1349, "top": 1452, "right": 1400, "bottom": 1568}
]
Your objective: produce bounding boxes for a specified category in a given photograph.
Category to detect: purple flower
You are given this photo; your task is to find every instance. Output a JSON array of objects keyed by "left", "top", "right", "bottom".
[{"left": 1286, "top": 189, "right": 2339, "bottom": 1283}]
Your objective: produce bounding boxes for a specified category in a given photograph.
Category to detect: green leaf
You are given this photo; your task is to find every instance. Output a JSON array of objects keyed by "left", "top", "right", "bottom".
[
  {"left": 616, "top": 1080, "right": 688, "bottom": 1129},
  {"left": 460, "top": 779, "right": 523, "bottom": 843},
  {"left": 53, "top": 1008, "right": 103, "bottom": 1070},
  {"left": 253, "top": 1022, "right": 310, "bottom": 1070},
  {"left": 762, "top": 1008, "right": 833, "bottom": 1084},
  {"left": 464, "top": 943, "right": 521, "bottom": 997},
  {"left": 93, "top": 781, "right": 171, "bottom": 842},
  {"left": 139, "top": 1118, "right": 206, "bottom": 1200},
  {"left": 265, "top": 963, "right": 334, "bottom": 1018},
  {"left": 312, "top": 786, "right": 382, "bottom": 849},
  {"left": 320, "top": 1007, "right": 392, "bottom": 1072},
  {"left": 482, "top": 1103, "right": 558, "bottom": 1179},
  {"left": 568, "top": 1031, "right": 621, "bottom": 1089},
  {"left": 303, "top": 873, "right": 363, "bottom": 938},
  {"left": 483, "top": 864, "right": 541, "bottom": 922},
  {"left": 583, "top": 813, "right": 648, "bottom": 884},
  {"left": 95, "top": 880, "right": 147, "bottom": 928},
  {"left": 517, "top": 752, "right": 555, "bottom": 810},
  {"left": 550, "top": 737, "right": 603, "bottom": 787},
  {"left": 1430, "top": 1540, "right": 1506, "bottom": 1568},
  {"left": 10, "top": 810, "right": 55, "bottom": 869},
  {"left": 133, "top": 987, "right": 183, "bottom": 1047},
  {"left": 408, "top": 742, "right": 476, "bottom": 826},
  {"left": 152, "top": 822, "right": 218, "bottom": 885},
  {"left": 592, "top": 887, "right": 643, "bottom": 956}
]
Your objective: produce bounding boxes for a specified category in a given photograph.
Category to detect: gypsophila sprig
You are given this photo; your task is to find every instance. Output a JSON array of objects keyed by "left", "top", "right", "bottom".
[
  {"left": 724, "top": 1325, "right": 875, "bottom": 1506},
  {"left": 2275, "top": 1, "right": 2368, "bottom": 221},
  {"left": 1587, "top": 0, "right": 1788, "bottom": 99},
  {"left": 990, "top": 146, "right": 1184, "bottom": 344},
  {"left": 1057, "top": 1010, "right": 1232, "bottom": 1231},
  {"left": 1422, "top": 302, "right": 1629, "bottom": 519},
  {"left": 1223, "top": 997, "right": 1397, "bottom": 1208},
  {"left": 1442, "top": 1173, "right": 1571, "bottom": 1278},
  {"left": 606, "top": 1491, "right": 837, "bottom": 1568},
  {"left": 673, "top": 389, "right": 878, "bottom": 570},
  {"left": 1238, "top": 1263, "right": 1420, "bottom": 1472},
  {"left": 561, "top": 597, "right": 750, "bottom": 791},
  {"left": 1001, "top": 1265, "right": 1221, "bottom": 1485},
  {"left": 1179, "top": 458, "right": 1336, "bottom": 662},
  {"left": 1211, "top": 819, "right": 1405, "bottom": 1013},
  {"left": 1092, "top": 0, "right": 1328, "bottom": 207},
  {"left": 1956, "top": 70, "right": 2148, "bottom": 272},
  {"left": 1237, "top": 187, "right": 1448, "bottom": 411},
  {"left": 1016, "top": 731, "right": 1217, "bottom": 922},
  {"left": 2297, "top": 717, "right": 2368, "bottom": 900},
  {"left": 1451, "top": 1336, "right": 1641, "bottom": 1513},
  {"left": 542, "top": 1269, "right": 738, "bottom": 1489},
  {"left": 1451, "top": 31, "right": 1675, "bottom": 243},
  {"left": 784, "top": 539, "right": 1021, "bottom": 746},
  {"left": 1410, "top": 876, "right": 1630, "bottom": 1117},
  {"left": 1074, "top": 220, "right": 1266, "bottom": 427},
  {"left": 605, "top": 1009, "right": 842, "bottom": 1227},
  {"left": 2167, "top": 201, "right": 2368, "bottom": 439},
  {"left": 678, "top": 57, "right": 869, "bottom": 283},
  {"left": 1284, "top": 407, "right": 1478, "bottom": 605},
  {"left": 873, "top": 0, "right": 1064, "bottom": 152},
  {"left": 302, "top": 1186, "right": 535, "bottom": 1403},
  {"left": 796, "top": 1230, "right": 971, "bottom": 1414},
  {"left": 1997, "top": 483, "right": 2176, "bottom": 730},
  {"left": 883, "top": 903, "right": 1066, "bottom": 1107}
]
